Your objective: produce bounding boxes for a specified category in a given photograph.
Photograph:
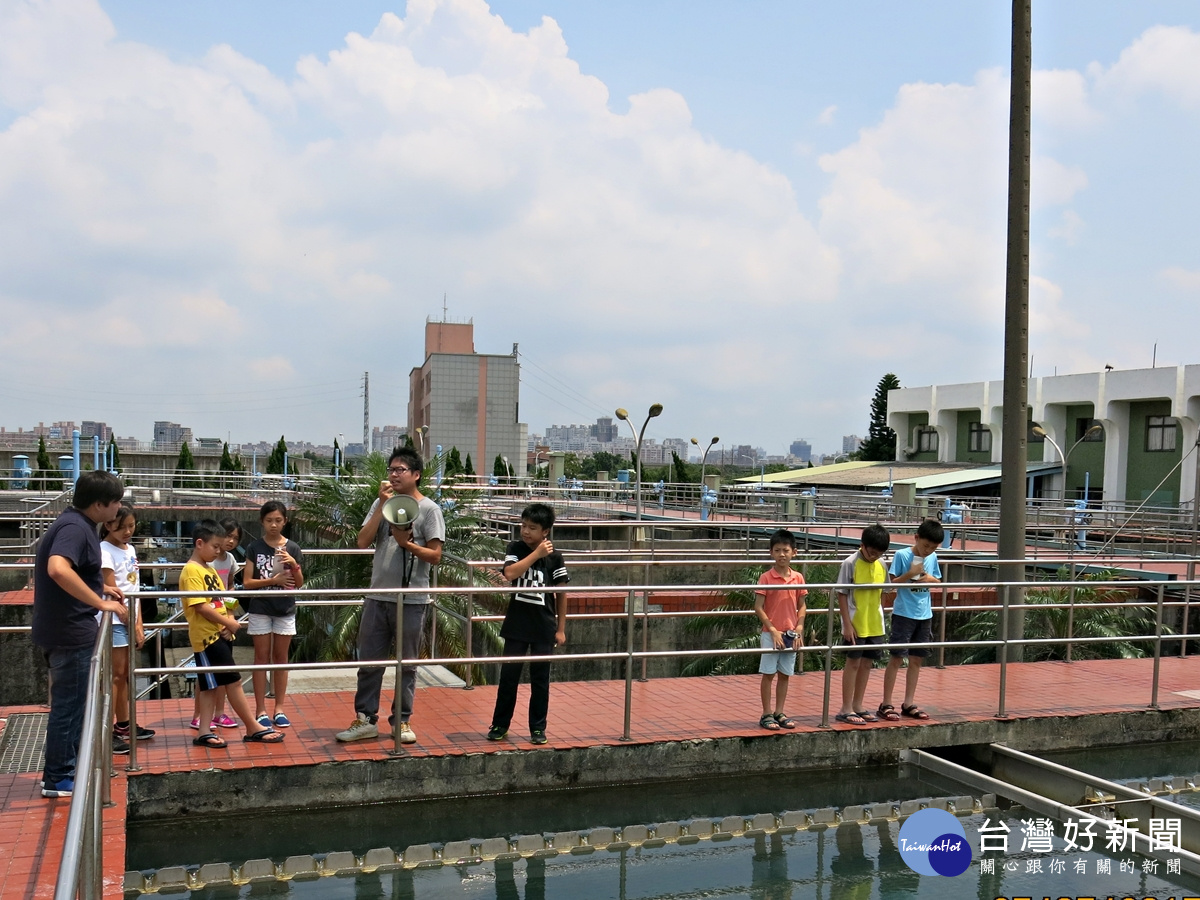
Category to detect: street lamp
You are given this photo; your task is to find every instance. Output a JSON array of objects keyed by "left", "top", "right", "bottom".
[
  {"left": 615, "top": 404, "right": 663, "bottom": 520},
  {"left": 1032, "top": 423, "right": 1102, "bottom": 502},
  {"left": 417, "top": 425, "right": 429, "bottom": 459},
  {"left": 691, "top": 436, "right": 719, "bottom": 516}
]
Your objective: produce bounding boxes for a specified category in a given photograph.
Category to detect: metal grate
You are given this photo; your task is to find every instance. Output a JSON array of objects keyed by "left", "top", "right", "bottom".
[{"left": 0, "top": 713, "right": 47, "bottom": 774}]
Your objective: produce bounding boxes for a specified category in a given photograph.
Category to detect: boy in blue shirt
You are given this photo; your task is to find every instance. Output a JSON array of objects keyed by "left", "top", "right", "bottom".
[{"left": 878, "top": 518, "right": 943, "bottom": 722}]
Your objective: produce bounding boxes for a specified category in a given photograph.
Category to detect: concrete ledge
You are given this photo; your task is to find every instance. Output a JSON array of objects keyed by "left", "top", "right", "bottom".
[{"left": 125, "top": 706, "right": 1200, "bottom": 821}]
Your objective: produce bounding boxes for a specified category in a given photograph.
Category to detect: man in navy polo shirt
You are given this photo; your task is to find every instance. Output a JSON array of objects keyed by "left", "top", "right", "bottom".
[{"left": 33, "top": 470, "right": 129, "bottom": 798}]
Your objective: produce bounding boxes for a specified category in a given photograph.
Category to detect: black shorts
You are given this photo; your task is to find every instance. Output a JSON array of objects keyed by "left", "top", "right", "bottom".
[
  {"left": 889, "top": 614, "right": 933, "bottom": 658},
  {"left": 844, "top": 634, "right": 885, "bottom": 660},
  {"left": 195, "top": 638, "right": 241, "bottom": 692}
]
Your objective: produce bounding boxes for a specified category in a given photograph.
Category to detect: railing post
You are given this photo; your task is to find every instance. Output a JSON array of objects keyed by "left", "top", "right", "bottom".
[
  {"left": 621, "top": 589, "right": 635, "bottom": 741},
  {"left": 996, "top": 584, "right": 1010, "bottom": 719},
  {"left": 429, "top": 568, "right": 438, "bottom": 654},
  {"left": 464, "top": 594, "right": 475, "bottom": 690},
  {"left": 126, "top": 606, "right": 141, "bottom": 772},
  {"left": 936, "top": 583, "right": 947, "bottom": 669},
  {"left": 100, "top": 638, "right": 113, "bottom": 808},
  {"left": 388, "top": 593, "right": 405, "bottom": 756},
  {"left": 1150, "top": 583, "right": 1164, "bottom": 710},
  {"left": 820, "top": 595, "right": 835, "bottom": 729}
]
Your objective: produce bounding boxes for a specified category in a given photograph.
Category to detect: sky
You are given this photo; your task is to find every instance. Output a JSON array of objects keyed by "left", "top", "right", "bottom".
[{"left": 1, "top": 1, "right": 1198, "bottom": 455}]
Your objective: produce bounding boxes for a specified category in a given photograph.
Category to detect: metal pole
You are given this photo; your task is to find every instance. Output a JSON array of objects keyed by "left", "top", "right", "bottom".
[
  {"left": 388, "top": 592, "right": 405, "bottom": 756},
  {"left": 820, "top": 596, "right": 834, "bottom": 729},
  {"left": 621, "top": 589, "right": 635, "bottom": 741},
  {"left": 464, "top": 594, "right": 475, "bottom": 690},
  {"left": 996, "top": 584, "right": 1011, "bottom": 719},
  {"left": 997, "top": 0, "right": 1032, "bottom": 663},
  {"left": 1183, "top": 435, "right": 1200, "bottom": 658},
  {"left": 100, "top": 638, "right": 113, "bottom": 808},
  {"left": 1151, "top": 583, "right": 1164, "bottom": 709},
  {"left": 937, "top": 583, "right": 948, "bottom": 669},
  {"left": 127, "top": 596, "right": 141, "bottom": 772}
]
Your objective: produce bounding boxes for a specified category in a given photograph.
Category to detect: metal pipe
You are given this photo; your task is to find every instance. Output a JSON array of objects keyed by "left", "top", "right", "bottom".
[
  {"left": 621, "top": 589, "right": 635, "bottom": 741},
  {"left": 820, "top": 590, "right": 834, "bottom": 729},
  {"left": 464, "top": 594, "right": 475, "bottom": 690},
  {"left": 996, "top": 584, "right": 1010, "bottom": 719},
  {"left": 1151, "top": 582, "right": 1165, "bottom": 709},
  {"left": 936, "top": 581, "right": 948, "bottom": 669},
  {"left": 388, "top": 595, "right": 405, "bottom": 756}
]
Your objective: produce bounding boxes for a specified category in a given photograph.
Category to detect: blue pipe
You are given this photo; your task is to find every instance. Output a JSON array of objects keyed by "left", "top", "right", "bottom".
[{"left": 72, "top": 430, "right": 80, "bottom": 486}]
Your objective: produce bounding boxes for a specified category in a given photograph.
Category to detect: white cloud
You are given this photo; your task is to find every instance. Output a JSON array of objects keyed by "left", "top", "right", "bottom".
[
  {"left": 1093, "top": 25, "right": 1200, "bottom": 108},
  {"left": 1161, "top": 266, "right": 1200, "bottom": 292},
  {"left": 817, "top": 105, "right": 837, "bottom": 126}
]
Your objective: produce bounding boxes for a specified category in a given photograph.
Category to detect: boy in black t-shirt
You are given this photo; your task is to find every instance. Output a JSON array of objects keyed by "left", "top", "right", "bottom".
[{"left": 487, "top": 503, "right": 568, "bottom": 745}]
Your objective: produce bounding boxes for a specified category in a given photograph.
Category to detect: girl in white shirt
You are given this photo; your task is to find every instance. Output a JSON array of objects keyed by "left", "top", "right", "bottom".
[{"left": 101, "top": 506, "right": 153, "bottom": 746}]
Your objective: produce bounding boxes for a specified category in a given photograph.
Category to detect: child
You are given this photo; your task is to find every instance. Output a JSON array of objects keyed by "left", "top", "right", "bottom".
[
  {"left": 242, "top": 501, "right": 304, "bottom": 728},
  {"left": 878, "top": 518, "right": 943, "bottom": 722},
  {"left": 487, "top": 503, "right": 568, "bottom": 745},
  {"left": 181, "top": 519, "right": 283, "bottom": 747},
  {"left": 190, "top": 517, "right": 242, "bottom": 731},
  {"left": 100, "top": 506, "right": 154, "bottom": 753},
  {"left": 835, "top": 523, "right": 891, "bottom": 726},
  {"left": 754, "top": 529, "right": 807, "bottom": 730}
]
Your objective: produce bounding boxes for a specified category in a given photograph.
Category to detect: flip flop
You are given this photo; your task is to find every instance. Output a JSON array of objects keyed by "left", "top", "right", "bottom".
[
  {"left": 901, "top": 705, "right": 930, "bottom": 720},
  {"left": 834, "top": 712, "right": 868, "bottom": 726},
  {"left": 854, "top": 710, "right": 879, "bottom": 723},
  {"left": 244, "top": 728, "right": 285, "bottom": 743},
  {"left": 759, "top": 714, "right": 781, "bottom": 731},
  {"left": 877, "top": 704, "right": 901, "bottom": 722},
  {"left": 192, "top": 733, "right": 226, "bottom": 749},
  {"left": 772, "top": 713, "right": 797, "bottom": 730}
]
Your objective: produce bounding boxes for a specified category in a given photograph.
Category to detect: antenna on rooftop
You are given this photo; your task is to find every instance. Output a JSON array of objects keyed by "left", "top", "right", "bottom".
[
  {"left": 362, "top": 372, "right": 369, "bottom": 449},
  {"left": 442, "top": 293, "right": 448, "bottom": 322}
]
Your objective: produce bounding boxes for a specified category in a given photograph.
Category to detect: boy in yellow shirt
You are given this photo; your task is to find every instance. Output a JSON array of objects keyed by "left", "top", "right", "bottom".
[
  {"left": 835, "top": 524, "right": 890, "bottom": 726},
  {"left": 181, "top": 520, "right": 283, "bottom": 748}
]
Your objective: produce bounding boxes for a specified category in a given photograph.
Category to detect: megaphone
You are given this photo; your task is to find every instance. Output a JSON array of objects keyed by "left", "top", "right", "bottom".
[{"left": 382, "top": 494, "right": 420, "bottom": 529}]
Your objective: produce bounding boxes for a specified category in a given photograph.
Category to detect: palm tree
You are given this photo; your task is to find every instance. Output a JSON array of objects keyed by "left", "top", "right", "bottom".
[
  {"left": 290, "top": 452, "right": 506, "bottom": 681},
  {"left": 681, "top": 563, "right": 839, "bottom": 676},
  {"left": 956, "top": 568, "right": 1166, "bottom": 663}
]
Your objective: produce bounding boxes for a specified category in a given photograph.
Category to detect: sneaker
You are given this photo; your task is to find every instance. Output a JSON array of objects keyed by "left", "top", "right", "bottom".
[
  {"left": 486, "top": 725, "right": 508, "bottom": 741},
  {"left": 42, "top": 778, "right": 74, "bottom": 798},
  {"left": 112, "top": 735, "right": 131, "bottom": 755},
  {"left": 115, "top": 722, "right": 156, "bottom": 741},
  {"left": 272, "top": 713, "right": 291, "bottom": 728},
  {"left": 211, "top": 715, "right": 238, "bottom": 729},
  {"left": 255, "top": 714, "right": 271, "bottom": 728},
  {"left": 530, "top": 730, "right": 548, "bottom": 745},
  {"left": 398, "top": 722, "right": 416, "bottom": 744},
  {"left": 335, "top": 715, "right": 379, "bottom": 743},
  {"left": 189, "top": 717, "right": 200, "bottom": 730}
]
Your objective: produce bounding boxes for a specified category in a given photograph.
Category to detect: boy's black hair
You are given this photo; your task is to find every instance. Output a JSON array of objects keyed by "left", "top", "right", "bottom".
[
  {"left": 768, "top": 528, "right": 796, "bottom": 550},
  {"left": 521, "top": 503, "right": 555, "bottom": 530},
  {"left": 861, "top": 523, "right": 891, "bottom": 552},
  {"left": 72, "top": 470, "right": 124, "bottom": 510},
  {"left": 259, "top": 500, "right": 288, "bottom": 520},
  {"left": 388, "top": 447, "right": 424, "bottom": 474},
  {"left": 100, "top": 505, "right": 137, "bottom": 539},
  {"left": 219, "top": 517, "right": 242, "bottom": 540},
  {"left": 916, "top": 518, "right": 945, "bottom": 544},
  {"left": 193, "top": 519, "right": 226, "bottom": 545}
]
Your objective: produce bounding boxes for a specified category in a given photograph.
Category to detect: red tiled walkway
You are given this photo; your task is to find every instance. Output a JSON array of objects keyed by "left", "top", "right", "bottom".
[{"left": 4, "top": 655, "right": 1200, "bottom": 898}]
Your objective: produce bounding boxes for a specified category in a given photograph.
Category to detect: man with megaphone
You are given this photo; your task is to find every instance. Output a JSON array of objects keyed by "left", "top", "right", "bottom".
[{"left": 336, "top": 448, "right": 445, "bottom": 745}]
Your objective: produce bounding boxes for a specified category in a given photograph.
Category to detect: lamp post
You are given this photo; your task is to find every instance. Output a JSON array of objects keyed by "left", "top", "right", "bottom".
[
  {"left": 616, "top": 404, "right": 664, "bottom": 520},
  {"left": 417, "top": 426, "right": 429, "bottom": 460},
  {"left": 1032, "top": 423, "right": 1102, "bottom": 503},
  {"left": 690, "top": 436, "right": 719, "bottom": 513}
]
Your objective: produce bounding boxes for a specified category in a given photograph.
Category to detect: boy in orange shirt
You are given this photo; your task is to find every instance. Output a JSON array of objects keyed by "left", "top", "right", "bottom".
[{"left": 754, "top": 529, "right": 807, "bottom": 729}]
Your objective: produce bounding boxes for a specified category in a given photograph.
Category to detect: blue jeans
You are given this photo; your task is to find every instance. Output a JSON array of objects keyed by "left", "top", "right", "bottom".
[{"left": 43, "top": 646, "right": 94, "bottom": 785}]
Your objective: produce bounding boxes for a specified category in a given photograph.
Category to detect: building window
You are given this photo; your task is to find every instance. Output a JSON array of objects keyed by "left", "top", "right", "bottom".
[
  {"left": 967, "top": 422, "right": 991, "bottom": 453},
  {"left": 916, "top": 427, "right": 938, "bottom": 454},
  {"left": 1076, "top": 418, "right": 1103, "bottom": 442},
  {"left": 1146, "top": 416, "right": 1177, "bottom": 452}
]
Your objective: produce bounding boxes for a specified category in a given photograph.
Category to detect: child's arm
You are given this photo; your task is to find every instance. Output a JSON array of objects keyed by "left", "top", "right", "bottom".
[
  {"left": 554, "top": 591, "right": 567, "bottom": 646},
  {"left": 836, "top": 590, "right": 856, "bottom": 643},
  {"left": 502, "top": 540, "right": 553, "bottom": 580},
  {"left": 192, "top": 600, "right": 241, "bottom": 635},
  {"left": 241, "top": 556, "right": 289, "bottom": 590}
]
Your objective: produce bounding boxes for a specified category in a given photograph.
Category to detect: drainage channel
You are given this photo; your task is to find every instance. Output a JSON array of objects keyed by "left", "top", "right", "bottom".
[
  {"left": 124, "top": 791, "right": 998, "bottom": 893},
  {"left": 904, "top": 743, "right": 1200, "bottom": 876}
]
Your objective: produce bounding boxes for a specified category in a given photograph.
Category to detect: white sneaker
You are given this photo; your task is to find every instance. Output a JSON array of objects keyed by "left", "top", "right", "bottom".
[
  {"left": 399, "top": 722, "right": 416, "bottom": 744},
  {"left": 335, "top": 715, "right": 379, "bottom": 742}
]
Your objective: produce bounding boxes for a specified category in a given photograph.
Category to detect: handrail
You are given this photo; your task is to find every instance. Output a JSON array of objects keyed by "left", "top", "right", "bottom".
[{"left": 54, "top": 612, "right": 113, "bottom": 900}]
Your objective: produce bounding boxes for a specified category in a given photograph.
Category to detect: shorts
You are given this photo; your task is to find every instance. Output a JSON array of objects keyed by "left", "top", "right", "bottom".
[
  {"left": 758, "top": 631, "right": 797, "bottom": 676},
  {"left": 889, "top": 614, "right": 933, "bottom": 658},
  {"left": 112, "top": 622, "right": 129, "bottom": 649},
  {"left": 844, "top": 634, "right": 885, "bottom": 660},
  {"left": 247, "top": 612, "right": 297, "bottom": 636},
  {"left": 194, "top": 638, "right": 240, "bottom": 692}
]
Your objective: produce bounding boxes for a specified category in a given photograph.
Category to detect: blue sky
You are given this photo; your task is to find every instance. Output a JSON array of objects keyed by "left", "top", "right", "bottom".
[{"left": 2, "top": 0, "right": 1198, "bottom": 455}]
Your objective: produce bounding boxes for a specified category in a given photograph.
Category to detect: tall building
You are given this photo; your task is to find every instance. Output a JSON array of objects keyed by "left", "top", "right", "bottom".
[
  {"left": 842, "top": 434, "right": 862, "bottom": 455},
  {"left": 591, "top": 417, "right": 618, "bottom": 443},
  {"left": 80, "top": 421, "right": 110, "bottom": 442},
  {"left": 153, "top": 421, "right": 193, "bottom": 447},
  {"left": 371, "top": 425, "right": 408, "bottom": 454},
  {"left": 408, "top": 319, "right": 524, "bottom": 473},
  {"left": 789, "top": 439, "right": 812, "bottom": 462}
]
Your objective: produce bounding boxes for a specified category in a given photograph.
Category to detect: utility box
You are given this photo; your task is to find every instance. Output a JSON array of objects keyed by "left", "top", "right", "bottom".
[
  {"left": 549, "top": 451, "right": 566, "bottom": 483},
  {"left": 892, "top": 482, "right": 916, "bottom": 507}
]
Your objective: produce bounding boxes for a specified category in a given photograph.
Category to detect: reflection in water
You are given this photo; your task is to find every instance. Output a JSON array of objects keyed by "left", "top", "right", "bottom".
[
  {"left": 751, "top": 832, "right": 791, "bottom": 900},
  {"left": 874, "top": 820, "right": 918, "bottom": 898},
  {"left": 829, "top": 824, "right": 871, "bottom": 900},
  {"left": 495, "top": 857, "right": 546, "bottom": 900}
]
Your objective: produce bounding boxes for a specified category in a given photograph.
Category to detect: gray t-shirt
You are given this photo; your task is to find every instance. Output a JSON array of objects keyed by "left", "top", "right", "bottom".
[{"left": 363, "top": 496, "right": 446, "bottom": 604}]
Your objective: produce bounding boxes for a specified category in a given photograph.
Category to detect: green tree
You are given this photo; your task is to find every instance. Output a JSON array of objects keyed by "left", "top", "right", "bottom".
[
  {"left": 463, "top": 453, "right": 475, "bottom": 476},
  {"left": 446, "top": 446, "right": 464, "bottom": 477},
  {"left": 671, "top": 451, "right": 693, "bottom": 484},
  {"left": 219, "top": 442, "right": 237, "bottom": 473},
  {"left": 266, "top": 436, "right": 288, "bottom": 474},
  {"left": 174, "top": 441, "right": 196, "bottom": 488},
  {"left": 291, "top": 453, "right": 505, "bottom": 678},
  {"left": 34, "top": 435, "right": 61, "bottom": 491},
  {"left": 562, "top": 452, "right": 583, "bottom": 478},
  {"left": 107, "top": 436, "right": 122, "bottom": 470},
  {"left": 493, "top": 454, "right": 510, "bottom": 477},
  {"left": 858, "top": 373, "right": 900, "bottom": 461}
]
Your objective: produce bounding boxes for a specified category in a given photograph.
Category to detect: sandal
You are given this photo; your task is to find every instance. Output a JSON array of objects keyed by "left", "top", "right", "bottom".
[
  {"left": 759, "top": 714, "right": 781, "bottom": 731},
  {"left": 901, "top": 704, "right": 930, "bottom": 720},
  {"left": 877, "top": 704, "right": 901, "bottom": 722},
  {"left": 834, "top": 712, "right": 868, "bottom": 726},
  {"left": 244, "top": 728, "right": 285, "bottom": 743},
  {"left": 192, "top": 733, "right": 226, "bottom": 749},
  {"left": 854, "top": 710, "right": 878, "bottom": 723},
  {"left": 772, "top": 713, "right": 797, "bottom": 730}
]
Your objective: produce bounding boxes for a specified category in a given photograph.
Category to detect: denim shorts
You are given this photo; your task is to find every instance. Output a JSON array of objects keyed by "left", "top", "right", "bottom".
[
  {"left": 112, "top": 622, "right": 129, "bottom": 649},
  {"left": 758, "top": 631, "right": 797, "bottom": 676}
]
